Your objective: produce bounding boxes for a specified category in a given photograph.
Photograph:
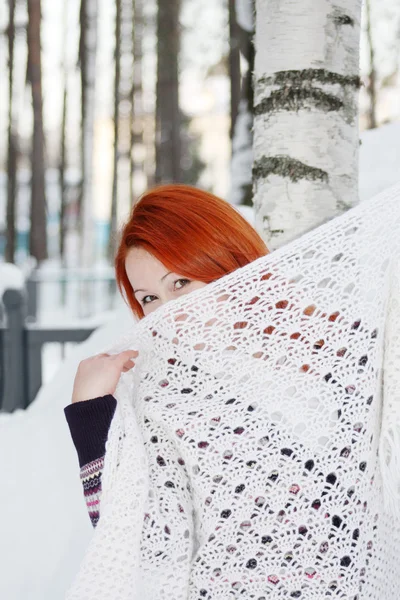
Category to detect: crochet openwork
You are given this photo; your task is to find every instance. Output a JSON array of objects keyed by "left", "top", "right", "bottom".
[{"left": 67, "top": 184, "right": 400, "bottom": 599}]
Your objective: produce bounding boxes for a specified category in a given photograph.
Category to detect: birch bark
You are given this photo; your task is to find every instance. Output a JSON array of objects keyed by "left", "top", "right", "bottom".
[{"left": 253, "top": 0, "right": 362, "bottom": 249}]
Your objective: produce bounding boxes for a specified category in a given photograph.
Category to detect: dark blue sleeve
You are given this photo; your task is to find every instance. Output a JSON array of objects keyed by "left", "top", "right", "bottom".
[{"left": 64, "top": 394, "right": 117, "bottom": 527}]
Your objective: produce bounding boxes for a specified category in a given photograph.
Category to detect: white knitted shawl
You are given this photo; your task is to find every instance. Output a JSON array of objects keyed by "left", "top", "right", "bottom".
[{"left": 67, "top": 184, "right": 400, "bottom": 600}]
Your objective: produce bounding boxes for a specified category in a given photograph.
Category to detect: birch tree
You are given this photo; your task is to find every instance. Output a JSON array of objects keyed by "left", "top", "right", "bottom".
[
  {"left": 230, "top": 0, "right": 254, "bottom": 206},
  {"left": 27, "top": 0, "right": 48, "bottom": 262},
  {"left": 253, "top": 0, "right": 362, "bottom": 249},
  {"left": 78, "top": 0, "right": 98, "bottom": 267}
]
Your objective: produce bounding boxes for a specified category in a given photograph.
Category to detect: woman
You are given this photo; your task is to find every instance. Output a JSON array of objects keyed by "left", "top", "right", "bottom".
[
  {"left": 65, "top": 183, "right": 400, "bottom": 599},
  {"left": 65, "top": 184, "right": 268, "bottom": 527}
]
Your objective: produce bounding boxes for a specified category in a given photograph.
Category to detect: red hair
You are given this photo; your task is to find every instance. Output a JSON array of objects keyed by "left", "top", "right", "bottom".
[{"left": 115, "top": 184, "right": 268, "bottom": 318}]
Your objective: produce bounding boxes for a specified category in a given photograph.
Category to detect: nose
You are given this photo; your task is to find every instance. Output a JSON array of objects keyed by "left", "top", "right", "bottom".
[{"left": 159, "top": 291, "right": 175, "bottom": 306}]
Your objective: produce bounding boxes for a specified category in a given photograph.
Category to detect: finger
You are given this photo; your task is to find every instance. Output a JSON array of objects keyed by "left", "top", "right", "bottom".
[
  {"left": 122, "top": 361, "right": 135, "bottom": 372},
  {"left": 106, "top": 350, "right": 135, "bottom": 362},
  {"left": 117, "top": 349, "right": 139, "bottom": 362},
  {"left": 105, "top": 350, "right": 138, "bottom": 367},
  {"left": 122, "top": 357, "right": 136, "bottom": 370},
  {"left": 123, "top": 356, "right": 136, "bottom": 368}
]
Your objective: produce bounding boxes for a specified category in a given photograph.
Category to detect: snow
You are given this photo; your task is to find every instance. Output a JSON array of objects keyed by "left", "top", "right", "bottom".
[
  {"left": 0, "top": 263, "right": 24, "bottom": 298},
  {"left": 0, "top": 301, "right": 134, "bottom": 600},
  {"left": 359, "top": 121, "right": 400, "bottom": 201},
  {"left": 235, "top": 0, "right": 254, "bottom": 33},
  {"left": 235, "top": 203, "right": 255, "bottom": 225},
  {"left": 233, "top": 120, "right": 400, "bottom": 209},
  {"left": 0, "top": 122, "right": 399, "bottom": 600}
]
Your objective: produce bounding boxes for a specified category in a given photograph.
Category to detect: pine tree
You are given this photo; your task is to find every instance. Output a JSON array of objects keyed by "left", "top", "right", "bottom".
[
  {"left": 6, "top": 0, "right": 17, "bottom": 263},
  {"left": 230, "top": 0, "right": 255, "bottom": 206},
  {"left": 78, "top": 0, "right": 98, "bottom": 267},
  {"left": 27, "top": 0, "right": 48, "bottom": 262},
  {"left": 155, "top": 0, "right": 181, "bottom": 183}
]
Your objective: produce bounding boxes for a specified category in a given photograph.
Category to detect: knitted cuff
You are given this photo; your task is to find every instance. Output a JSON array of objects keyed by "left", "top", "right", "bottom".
[{"left": 64, "top": 395, "right": 117, "bottom": 467}]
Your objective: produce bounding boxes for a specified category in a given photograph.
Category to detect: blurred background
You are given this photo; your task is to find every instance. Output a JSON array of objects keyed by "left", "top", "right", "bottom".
[
  {"left": 0, "top": 0, "right": 399, "bottom": 385},
  {"left": 0, "top": 0, "right": 399, "bottom": 267}
]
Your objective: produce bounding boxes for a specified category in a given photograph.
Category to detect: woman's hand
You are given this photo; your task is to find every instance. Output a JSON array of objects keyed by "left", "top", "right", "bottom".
[{"left": 71, "top": 350, "right": 139, "bottom": 404}]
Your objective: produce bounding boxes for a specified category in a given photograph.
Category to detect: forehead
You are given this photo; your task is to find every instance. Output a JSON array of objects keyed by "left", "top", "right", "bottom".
[{"left": 125, "top": 247, "right": 169, "bottom": 288}]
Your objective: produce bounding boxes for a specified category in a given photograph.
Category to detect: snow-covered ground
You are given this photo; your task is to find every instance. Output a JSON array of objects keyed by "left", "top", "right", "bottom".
[
  {"left": 0, "top": 301, "right": 133, "bottom": 600},
  {"left": 0, "top": 122, "right": 399, "bottom": 600},
  {"left": 359, "top": 121, "right": 400, "bottom": 201},
  {"left": 0, "top": 263, "right": 25, "bottom": 296}
]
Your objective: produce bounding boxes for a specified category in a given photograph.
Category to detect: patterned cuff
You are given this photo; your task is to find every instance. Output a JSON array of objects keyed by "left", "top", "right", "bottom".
[{"left": 81, "top": 456, "right": 105, "bottom": 527}]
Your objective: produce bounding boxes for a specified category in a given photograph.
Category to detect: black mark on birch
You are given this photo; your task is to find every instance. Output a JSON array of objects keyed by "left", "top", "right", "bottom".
[
  {"left": 253, "top": 155, "right": 329, "bottom": 184},
  {"left": 254, "top": 88, "right": 342, "bottom": 116},
  {"left": 255, "top": 69, "right": 360, "bottom": 117},
  {"left": 262, "top": 215, "right": 284, "bottom": 239},
  {"left": 333, "top": 14, "right": 355, "bottom": 26},
  {"left": 258, "top": 69, "right": 360, "bottom": 89}
]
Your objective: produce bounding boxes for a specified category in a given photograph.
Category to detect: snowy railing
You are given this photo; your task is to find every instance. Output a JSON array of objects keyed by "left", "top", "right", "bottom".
[
  {"left": 0, "top": 287, "right": 96, "bottom": 412},
  {"left": 25, "top": 266, "right": 118, "bottom": 322}
]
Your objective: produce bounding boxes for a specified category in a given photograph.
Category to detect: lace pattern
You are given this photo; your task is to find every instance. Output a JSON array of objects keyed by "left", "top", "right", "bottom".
[{"left": 66, "top": 184, "right": 400, "bottom": 599}]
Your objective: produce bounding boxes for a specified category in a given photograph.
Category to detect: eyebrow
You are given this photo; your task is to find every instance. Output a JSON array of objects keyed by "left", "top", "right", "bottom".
[{"left": 133, "top": 271, "right": 172, "bottom": 294}]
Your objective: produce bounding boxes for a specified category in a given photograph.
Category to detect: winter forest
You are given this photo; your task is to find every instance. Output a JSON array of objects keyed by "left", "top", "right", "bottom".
[
  {"left": 1, "top": 0, "right": 399, "bottom": 268},
  {"left": 0, "top": 0, "right": 400, "bottom": 599}
]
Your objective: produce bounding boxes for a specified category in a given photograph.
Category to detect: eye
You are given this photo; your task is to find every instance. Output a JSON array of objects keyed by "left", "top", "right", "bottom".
[
  {"left": 174, "top": 279, "right": 191, "bottom": 291},
  {"left": 142, "top": 294, "right": 158, "bottom": 306}
]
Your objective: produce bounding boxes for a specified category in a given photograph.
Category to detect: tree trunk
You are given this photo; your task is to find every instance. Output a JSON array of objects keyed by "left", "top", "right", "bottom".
[
  {"left": 27, "top": 0, "right": 48, "bottom": 263},
  {"left": 155, "top": 0, "right": 181, "bottom": 183},
  {"left": 6, "top": 0, "right": 17, "bottom": 264},
  {"left": 59, "top": 82, "right": 67, "bottom": 261},
  {"left": 108, "top": 0, "right": 135, "bottom": 261},
  {"left": 365, "top": 0, "right": 377, "bottom": 129},
  {"left": 59, "top": 0, "right": 69, "bottom": 262},
  {"left": 130, "top": 0, "right": 145, "bottom": 206},
  {"left": 79, "top": 0, "right": 98, "bottom": 267},
  {"left": 230, "top": 0, "right": 254, "bottom": 206},
  {"left": 229, "top": 0, "right": 241, "bottom": 139},
  {"left": 253, "top": 0, "right": 362, "bottom": 249},
  {"left": 108, "top": 0, "right": 121, "bottom": 262}
]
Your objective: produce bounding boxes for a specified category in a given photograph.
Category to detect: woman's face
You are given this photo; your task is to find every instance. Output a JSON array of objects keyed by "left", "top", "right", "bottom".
[{"left": 125, "top": 247, "right": 207, "bottom": 316}]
